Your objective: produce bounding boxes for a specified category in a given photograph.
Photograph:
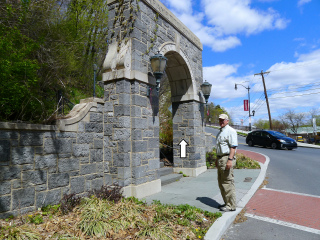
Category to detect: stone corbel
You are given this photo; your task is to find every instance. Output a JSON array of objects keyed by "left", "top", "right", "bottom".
[{"left": 102, "top": 39, "right": 132, "bottom": 81}]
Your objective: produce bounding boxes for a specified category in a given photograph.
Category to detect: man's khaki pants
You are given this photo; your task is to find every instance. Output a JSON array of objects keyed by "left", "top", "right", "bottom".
[{"left": 217, "top": 156, "right": 236, "bottom": 210}]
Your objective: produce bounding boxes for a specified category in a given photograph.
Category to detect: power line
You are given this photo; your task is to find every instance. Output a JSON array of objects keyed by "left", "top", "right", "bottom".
[{"left": 269, "top": 91, "right": 320, "bottom": 99}]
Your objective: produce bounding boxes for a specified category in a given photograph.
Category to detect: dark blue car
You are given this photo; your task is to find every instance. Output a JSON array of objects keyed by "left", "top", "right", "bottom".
[{"left": 246, "top": 130, "right": 298, "bottom": 150}]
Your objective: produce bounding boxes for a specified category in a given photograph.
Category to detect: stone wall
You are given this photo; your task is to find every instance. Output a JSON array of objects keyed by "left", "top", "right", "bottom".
[{"left": 0, "top": 99, "right": 110, "bottom": 218}]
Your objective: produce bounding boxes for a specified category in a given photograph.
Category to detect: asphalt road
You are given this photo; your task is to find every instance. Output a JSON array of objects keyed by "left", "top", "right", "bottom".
[{"left": 205, "top": 127, "right": 320, "bottom": 240}]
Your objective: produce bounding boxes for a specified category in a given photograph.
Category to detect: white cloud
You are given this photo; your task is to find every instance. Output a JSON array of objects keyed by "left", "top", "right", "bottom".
[
  {"left": 160, "top": 0, "right": 289, "bottom": 52},
  {"left": 205, "top": 49, "right": 320, "bottom": 124},
  {"left": 202, "top": 0, "right": 289, "bottom": 36},
  {"left": 298, "top": 0, "right": 312, "bottom": 7}
]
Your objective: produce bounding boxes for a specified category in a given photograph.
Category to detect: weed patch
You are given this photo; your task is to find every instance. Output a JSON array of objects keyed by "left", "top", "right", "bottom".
[
  {"left": 0, "top": 185, "right": 222, "bottom": 239},
  {"left": 206, "top": 149, "right": 260, "bottom": 169}
]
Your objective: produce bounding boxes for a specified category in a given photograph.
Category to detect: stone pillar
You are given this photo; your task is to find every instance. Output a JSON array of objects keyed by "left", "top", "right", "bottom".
[
  {"left": 103, "top": 79, "right": 161, "bottom": 198},
  {"left": 172, "top": 101, "right": 207, "bottom": 177}
]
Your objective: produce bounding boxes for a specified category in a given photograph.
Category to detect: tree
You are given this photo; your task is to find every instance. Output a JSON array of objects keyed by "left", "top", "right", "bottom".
[
  {"left": 0, "top": 0, "right": 108, "bottom": 123},
  {"left": 280, "top": 109, "right": 306, "bottom": 134}
]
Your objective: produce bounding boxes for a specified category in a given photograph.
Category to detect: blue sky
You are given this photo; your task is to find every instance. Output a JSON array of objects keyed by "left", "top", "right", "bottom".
[{"left": 159, "top": 0, "right": 320, "bottom": 126}]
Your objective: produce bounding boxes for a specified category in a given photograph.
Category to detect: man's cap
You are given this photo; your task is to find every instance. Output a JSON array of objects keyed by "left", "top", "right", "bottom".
[{"left": 219, "top": 114, "right": 229, "bottom": 120}]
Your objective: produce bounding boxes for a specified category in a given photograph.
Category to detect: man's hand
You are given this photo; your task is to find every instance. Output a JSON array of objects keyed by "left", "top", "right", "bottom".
[{"left": 226, "top": 160, "right": 233, "bottom": 170}]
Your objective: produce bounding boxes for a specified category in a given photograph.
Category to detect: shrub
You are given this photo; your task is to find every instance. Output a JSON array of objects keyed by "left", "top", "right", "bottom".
[
  {"left": 59, "top": 193, "right": 82, "bottom": 215},
  {"left": 89, "top": 184, "right": 123, "bottom": 203}
]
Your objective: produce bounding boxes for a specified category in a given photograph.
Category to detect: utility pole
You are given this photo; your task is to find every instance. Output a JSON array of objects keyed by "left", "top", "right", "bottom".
[{"left": 254, "top": 70, "right": 272, "bottom": 130}]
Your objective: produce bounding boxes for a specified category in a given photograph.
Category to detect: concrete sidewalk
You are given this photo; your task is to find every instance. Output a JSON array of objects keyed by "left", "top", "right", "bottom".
[{"left": 141, "top": 150, "right": 270, "bottom": 240}]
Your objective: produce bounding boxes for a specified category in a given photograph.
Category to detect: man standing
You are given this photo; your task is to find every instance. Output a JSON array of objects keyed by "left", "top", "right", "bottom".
[{"left": 215, "top": 114, "right": 238, "bottom": 212}]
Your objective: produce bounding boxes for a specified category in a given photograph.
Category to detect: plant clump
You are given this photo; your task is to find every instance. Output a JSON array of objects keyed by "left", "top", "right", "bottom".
[
  {"left": 0, "top": 185, "right": 222, "bottom": 240},
  {"left": 206, "top": 149, "right": 261, "bottom": 169}
]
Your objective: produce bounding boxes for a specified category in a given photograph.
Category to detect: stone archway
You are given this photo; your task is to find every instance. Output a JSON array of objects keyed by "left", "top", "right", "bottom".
[
  {"left": 100, "top": 0, "right": 208, "bottom": 198},
  {"left": 160, "top": 43, "right": 206, "bottom": 177}
]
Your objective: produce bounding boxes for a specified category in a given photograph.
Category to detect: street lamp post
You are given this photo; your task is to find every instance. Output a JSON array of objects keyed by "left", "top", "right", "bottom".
[
  {"left": 235, "top": 83, "right": 255, "bottom": 131},
  {"left": 148, "top": 51, "right": 168, "bottom": 96},
  {"left": 200, "top": 80, "right": 212, "bottom": 125}
]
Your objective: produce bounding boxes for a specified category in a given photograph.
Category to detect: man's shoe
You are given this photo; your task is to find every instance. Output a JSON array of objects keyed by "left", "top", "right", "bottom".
[
  {"left": 218, "top": 204, "right": 226, "bottom": 208},
  {"left": 220, "top": 206, "right": 236, "bottom": 212}
]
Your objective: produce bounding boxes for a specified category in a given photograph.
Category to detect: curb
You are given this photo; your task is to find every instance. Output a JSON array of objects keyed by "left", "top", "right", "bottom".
[{"left": 204, "top": 151, "right": 270, "bottom": 240}]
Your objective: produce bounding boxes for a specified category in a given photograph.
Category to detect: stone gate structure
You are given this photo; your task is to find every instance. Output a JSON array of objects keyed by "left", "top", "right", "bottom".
[{"left": 0, "top": 0, "right": 209, "bottom": 218}]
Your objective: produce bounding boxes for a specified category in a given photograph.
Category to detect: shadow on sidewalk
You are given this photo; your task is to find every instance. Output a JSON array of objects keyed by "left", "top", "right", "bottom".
[{"left": 196, "top": 197, "right": 221, "bottom": 210}]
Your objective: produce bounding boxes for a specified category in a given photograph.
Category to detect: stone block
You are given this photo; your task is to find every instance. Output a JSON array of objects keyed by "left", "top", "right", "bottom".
[
  {"left": 117, "top": 167, "right": 131, "bottom": 180},
  {"left": 36, "top": 189, "right": 61, "bottom": 208},
  {"left": 116, "top": 80, "right": 131, "bottom": 94},
  {"left": 0, "top": 166, "right": 21, "bottom": 181},
  {"left": 131, "top": 95, "right": 147, "bottom": 107},
  {"left": 114, "top": 129, "right": 130, "bottom": 140},
  {"left": 118, "top": 141, "right": 131, "bottom": 152},
  {"left": 104, "top": 102, "right": 113, "bottom": 112},
  {"left": 35, "top": 154, "right": 57, "bottom": 172},
  {"left": 77, "top": 133, "right": 94, "bottom": 144},
  {"left": 85, "top": 123, "right": 103, "bottom": 133},
  {"left": 48, "top": 173, "right": 69, "bottom": 189},
  {"left": 114, "top": 116, "right": 131, "bottom": 128},
  {"left": 114, "top": 105, "right": 130, "bottom": 116},
  {"left": 0, "top": 195, "right": 11, "bottom": 213},
  {"left": 132, "top": 141, "right": 148, "bottom": 153},
  {"left": 118, "top": 93, "right": 131, "bottom": 105},
  {"left": 19, "top": 132, "right": 44, "bottom": 146},
  {"left": 0, "top": 131, "right": 18, "bottom": 139},
  {"left": 91, "top": 178, "right": 104, "bottom": 190},
  {"left": 148, "top": 138, "right": 159, "bottom": 150},
  {"left": 90, "top": 149, "right": 103, "bottom": 163},
  {"left": 44, "top": 139, "right": 72, "bottom": 154},
  {"left": 133, "top": 130, "right": 142, "bottom": 140},
  {"left": 148, "top": 159, "right": 160, "bottom": 171},
  {"left": 104, "top": 124, "right": 113, "bottom": 136},
  {"left": 80, "top": 164, "right": 97, "bottom": 175},
  {"left": 131, "top": 106, "right": 142, "bottom": 118},
  {"left": 114, "top": 153, "right": 130, "bottom": 167},
  {"left": 73, "top": 144, "right": 90, "bottom": 157},
  {"left": 90, "top": 113, "right": 103, "bottom": 122},
  {"left": 12, "top": 187, "right": 35, "bottom": 210},
  {"left": 94, "top": 139, "right": 103, "bottom": 149},
  {"left": 11, "top": 147, "right": 34, "bottom": 165},
  {"left": 58, "top": 158, "right": 80, "bottom": 173},
  {"left": 142, "top": 130, "right": 153, "bottom": 138},
  {"left": 132, "top": 118, "right": 148, "bottom": 129},
  {"left": 132, "top": 38, "right": 147, "bottom": 54},
  {"left": 132, "top": 153, "right": 141, "bottom": 166},
  {"left": 22, "top": 170, "right": 47, "bottom": 186},
  {"left": 0, "top": 140, "right": 10, "bottom": 163},
  {"left": 70, "top": 177, "right": 85, "bottom": 194},
  {"left": 141, "top": 151, "right": 154, "bottom": 160},
  {"left": 104, "top": 174, "right": 113, "bottom": 185},
  {"left": 0, "top": 181, "right": 11, "bottom": 195},
  {"left": 132, "top": 166, "right": 147, "bottom": 179}
]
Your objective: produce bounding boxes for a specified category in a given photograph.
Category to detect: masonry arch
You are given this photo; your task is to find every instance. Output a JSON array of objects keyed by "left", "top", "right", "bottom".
[{"left": 159, "top": 43, "right": 199, "bottom": 103}]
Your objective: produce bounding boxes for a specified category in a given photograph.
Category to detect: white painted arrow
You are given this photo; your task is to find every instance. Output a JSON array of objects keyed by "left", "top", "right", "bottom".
[{"left": 179, "top": 139, "right": 188, "bottom": 158}]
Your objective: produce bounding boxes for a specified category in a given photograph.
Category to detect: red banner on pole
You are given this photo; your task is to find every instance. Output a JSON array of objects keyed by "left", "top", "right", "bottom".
[{"left": 244, "top": 100, "right": 249, "bottom": 111}]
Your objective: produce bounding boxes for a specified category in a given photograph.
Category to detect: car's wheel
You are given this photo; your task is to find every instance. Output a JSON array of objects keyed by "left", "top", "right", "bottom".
[
  {"left": 248, "top": 140, "right": 254, "bottom": 147},
  {"left": 271, "top": 142, "right": 278, "bottom": 149}
]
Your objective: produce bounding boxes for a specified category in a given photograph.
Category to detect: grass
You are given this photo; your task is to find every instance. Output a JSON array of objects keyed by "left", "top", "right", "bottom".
[
  {"left": 0, "top": 192, "right": 222, "bottom": 240},
  {"left": 206, "top": 149, "right": 260, "bottom": 169}
]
